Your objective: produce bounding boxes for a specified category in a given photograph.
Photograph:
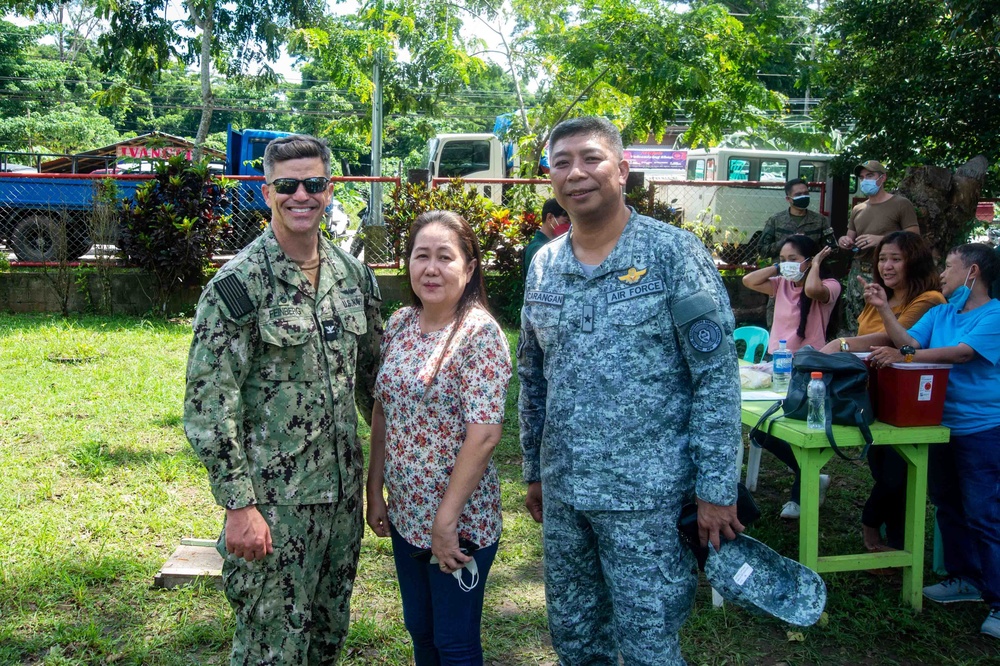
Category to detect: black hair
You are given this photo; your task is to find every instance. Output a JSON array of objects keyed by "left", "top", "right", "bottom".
[
  {"left": 404, "top": 210, "right": 492, "bottom": 390},
  {"left": 548, "top": 117, "right": 624, "bottom": 158},
  {"left": 779, "top": 234, "right": 834, "bottom": 341},
  {"left": 262, "top": 134, "right": 332, "bottom": 179},
  {"left": 541, "top": 198, "right": 567, "bottom": 220},
  {"left": 950, "top": 243, "right": 1000, "bottom": 287},
  {"left": 784, "top": 178, "right": 808, "bottom": 196}
]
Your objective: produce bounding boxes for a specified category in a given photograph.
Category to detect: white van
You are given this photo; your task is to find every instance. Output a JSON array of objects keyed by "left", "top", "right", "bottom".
[{"left": 650, "top": 148, "right": 854, "bottom": 241}]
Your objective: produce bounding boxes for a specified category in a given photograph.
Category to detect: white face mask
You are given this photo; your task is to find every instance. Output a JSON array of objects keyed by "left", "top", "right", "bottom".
[
  {"left": 779, "top": 261, "right": 805, "bottom": 282},
  {"left": 430, "top": 554, "right": 480, "bottom": 591}
]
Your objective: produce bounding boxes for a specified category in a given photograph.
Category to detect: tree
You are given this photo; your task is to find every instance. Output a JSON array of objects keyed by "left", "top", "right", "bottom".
[
  {"left": 95, "top": 0, "right": 326, "bottom": 153},
  {"left": 818, "top": 0, "right": 1000, "bottom": 193}
]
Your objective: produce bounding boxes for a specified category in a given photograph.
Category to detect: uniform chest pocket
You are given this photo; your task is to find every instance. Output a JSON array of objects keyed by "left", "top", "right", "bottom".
[
  {"left": 607, "top": 295, "right": 666, "bottom": 342},
  {"left": 258, "top": 316, "right": 319, "bottom": 382},
  {"left": 333, "top": 288, "right": 367, "bottom": 338},
  {"left": 526, "top": 304, "right": 563, "bottom": 347}
]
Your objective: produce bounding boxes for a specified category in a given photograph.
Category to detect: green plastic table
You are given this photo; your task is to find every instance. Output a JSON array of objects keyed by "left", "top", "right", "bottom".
[{"left": 741, "top": 400, "right": 950, "bottom": 611}]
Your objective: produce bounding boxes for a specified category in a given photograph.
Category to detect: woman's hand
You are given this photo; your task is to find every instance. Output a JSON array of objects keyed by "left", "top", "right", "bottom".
[
  {"left": 366, "top": 491, "right": 390, "bottom": 538},
  {"left": 868, "top": 345, "right": 904, "bottom": 368},
  {"left": 813, "top": 246, "right": 833, "bottom": 266},
  {"left": 859, "top": 276, "right": 888, "bottom": 308},
  {"left": 431, "top": 519, "right": 472, "bottom": 574}
]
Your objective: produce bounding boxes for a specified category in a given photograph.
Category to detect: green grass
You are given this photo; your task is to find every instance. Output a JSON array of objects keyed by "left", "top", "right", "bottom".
[{"left": 1, "top": 313, "right": 997, "bottom": 665}]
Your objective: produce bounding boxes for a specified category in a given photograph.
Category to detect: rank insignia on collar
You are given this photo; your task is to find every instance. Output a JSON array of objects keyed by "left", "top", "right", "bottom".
[{"left": 618, "top": 267, "right": 647, "bottom": 284}]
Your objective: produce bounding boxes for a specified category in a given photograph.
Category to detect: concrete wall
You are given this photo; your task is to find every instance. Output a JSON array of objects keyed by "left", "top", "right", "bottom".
[{"left": 0, "top": 269, "right": 765, "bottom": 324}]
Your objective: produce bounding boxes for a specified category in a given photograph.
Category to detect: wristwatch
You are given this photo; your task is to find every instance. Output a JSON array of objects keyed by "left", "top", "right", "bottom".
[
  {"left": 839, "top": 338, "right": 850, "bottom": 352},
  {"left": 900, "top": 345, "right": 915, "bottom": 362}
]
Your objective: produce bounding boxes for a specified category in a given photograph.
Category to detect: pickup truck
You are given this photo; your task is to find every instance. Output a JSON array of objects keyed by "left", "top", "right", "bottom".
[{"left": 0, "top": 127, "right": 294, "bottom": 262}]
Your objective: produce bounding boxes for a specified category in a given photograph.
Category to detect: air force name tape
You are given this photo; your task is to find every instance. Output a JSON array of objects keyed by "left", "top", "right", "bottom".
[
  {"left": 606, "top": 279, "right": 664, "bottom": 304},
  {"left": 214, "top": 274, "right": 253, "bottom": 318}
]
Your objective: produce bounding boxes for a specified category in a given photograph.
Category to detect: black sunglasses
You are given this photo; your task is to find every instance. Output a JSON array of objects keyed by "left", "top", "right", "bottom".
[{"left": 268, "top": 177, "right": 330, "bottom": 195}]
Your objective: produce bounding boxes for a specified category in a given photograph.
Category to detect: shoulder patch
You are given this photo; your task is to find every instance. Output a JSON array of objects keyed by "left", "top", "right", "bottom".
[
  {"left": 214, "top": 274, "right": 253, "bottom": 319},
  {"left": 688, "top": 318, "right": 723, "bottom": 353}
]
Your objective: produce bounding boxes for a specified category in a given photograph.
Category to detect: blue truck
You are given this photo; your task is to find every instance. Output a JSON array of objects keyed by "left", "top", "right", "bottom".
[{"left": 0, "top": 127, "right": 290, "bottom": 262}]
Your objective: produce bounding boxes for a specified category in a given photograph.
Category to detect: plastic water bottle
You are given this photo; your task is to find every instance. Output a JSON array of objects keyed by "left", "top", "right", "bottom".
[
  {"left": 772, "top": 340, "right": 792, "bottom": 393},
  {"left": 807, "top": 372, "right": 826, "bottom": 429}
]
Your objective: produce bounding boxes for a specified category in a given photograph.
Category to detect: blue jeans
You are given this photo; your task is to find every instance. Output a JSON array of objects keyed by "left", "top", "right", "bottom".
[
  {"left": 390, "top": 525, "right": 498, "bottom": 666},
  {"left": 928, "top": 425, "right": 1000, "bottom": 609}
]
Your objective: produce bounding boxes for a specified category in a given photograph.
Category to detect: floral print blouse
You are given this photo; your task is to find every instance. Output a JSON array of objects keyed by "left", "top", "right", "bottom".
[{"left": 376, "top": 305, "right": 511, "bottom": 549}]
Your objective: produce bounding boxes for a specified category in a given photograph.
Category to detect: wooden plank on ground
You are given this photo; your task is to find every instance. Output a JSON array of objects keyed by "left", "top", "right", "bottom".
[{"left": 154, "top": 543, "right": 224, "bottom": 590}]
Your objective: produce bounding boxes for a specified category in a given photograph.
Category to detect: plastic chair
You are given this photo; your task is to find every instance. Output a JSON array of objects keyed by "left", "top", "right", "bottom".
[
  {"left": 734, "top": 326, "right": 769, "bottom": 491},
  {"left": 733, "top": 326, "right": 769, "bottom": 363}
]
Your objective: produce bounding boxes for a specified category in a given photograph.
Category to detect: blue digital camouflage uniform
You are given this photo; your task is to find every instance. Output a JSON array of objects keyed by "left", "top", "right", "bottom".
[
  {"left": 184, "top": 226, "right": 382, "bottom": 666},
  {"left": 518, "top": 209, "right": 742, "bottom": 666}
]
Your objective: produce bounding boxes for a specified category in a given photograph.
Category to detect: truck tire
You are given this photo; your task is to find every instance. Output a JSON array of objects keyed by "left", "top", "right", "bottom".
[{"left": 11, "top": 214, "right": 63, "bottom": 262}]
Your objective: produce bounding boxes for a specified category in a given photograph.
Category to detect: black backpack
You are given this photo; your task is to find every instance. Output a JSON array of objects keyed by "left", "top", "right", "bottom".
[{"left": 751, "top": 347, "right": 875, "bottom": 461}]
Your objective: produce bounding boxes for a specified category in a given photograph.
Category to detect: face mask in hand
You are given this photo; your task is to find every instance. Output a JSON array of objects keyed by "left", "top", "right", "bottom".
[
  {"left": 860, "top": 178, "right": 881, "bottom": 196},
  {"left": 791, "top": 195, "right": 810, "bottom": 209},
  {"left": 779, "top": 262, "right": 806, "bottom": 282},
  {"left": 430, "top": 554, "right": 480, "bottom": 591}
]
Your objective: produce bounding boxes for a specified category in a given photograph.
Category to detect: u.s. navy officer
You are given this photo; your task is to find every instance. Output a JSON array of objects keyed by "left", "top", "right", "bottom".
[
  {"left": 184, "top": 134, "right": 382, "bottom": 665},
  {"left": 518, "top": 117, "right": 744, "bottom": 665}
]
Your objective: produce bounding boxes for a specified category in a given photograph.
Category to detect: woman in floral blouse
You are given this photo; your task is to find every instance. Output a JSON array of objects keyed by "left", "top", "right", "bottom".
[{"left": 366, "top": 210, "right": 512, "bottom": 666}]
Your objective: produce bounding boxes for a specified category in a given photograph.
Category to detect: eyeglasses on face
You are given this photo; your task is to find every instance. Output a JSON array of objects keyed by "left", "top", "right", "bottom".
[{"left": 268, "top": 177, "right": 330, "bottom": 195}]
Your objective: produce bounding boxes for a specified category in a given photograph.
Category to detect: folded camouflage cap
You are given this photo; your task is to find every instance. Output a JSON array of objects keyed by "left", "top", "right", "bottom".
[{"left": 703, "top": 533, "right": 827, "bottom": 627}]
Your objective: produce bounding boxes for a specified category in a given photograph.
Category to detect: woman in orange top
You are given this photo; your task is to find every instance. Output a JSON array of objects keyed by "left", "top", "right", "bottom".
[{"left": 821, "top": 231, "right": 945, "bottom": 552}]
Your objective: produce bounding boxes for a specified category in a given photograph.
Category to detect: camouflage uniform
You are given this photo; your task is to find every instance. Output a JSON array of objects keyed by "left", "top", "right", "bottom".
[
  {"left": 184, "top": 226, "right": 382, "bottom": 666},
  {"left": 518, "top": 210, "right": 742, "bottom": 666},
  {"left": 757, "top": 208, "right": 835, "bottom": 261}
]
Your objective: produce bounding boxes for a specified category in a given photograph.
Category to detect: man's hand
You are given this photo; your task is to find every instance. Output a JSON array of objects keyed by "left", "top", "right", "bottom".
[
  {"left": 225, "top": 505, "right": 273, "bottom": 562},
  {"left": 855, "top": 233, "right": 882, "bottom": 251},
  {"left": 525, "top": 482, "right": 543, "bottom": 523},
  {"left": 696, "top": 497, "right": 744, "bottom": 551},
  {"left": 837, "top": 235, "right": 855, "bottom": 250}
]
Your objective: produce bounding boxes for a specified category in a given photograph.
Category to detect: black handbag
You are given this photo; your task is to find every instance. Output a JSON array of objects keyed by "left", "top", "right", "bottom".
[{"left": 750, "top": 346, "right": 875, "bottom": 461}]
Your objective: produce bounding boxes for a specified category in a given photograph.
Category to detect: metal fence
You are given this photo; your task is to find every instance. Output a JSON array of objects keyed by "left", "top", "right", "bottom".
[
  {"left": 646, "top": 179, "right": 829, "bottom": 267},
  {"left": 429, "top": 177, "right": 555, "bottom": 207},
  {"left": 0, "top": 173, "right": 399, "bottom": 267}
]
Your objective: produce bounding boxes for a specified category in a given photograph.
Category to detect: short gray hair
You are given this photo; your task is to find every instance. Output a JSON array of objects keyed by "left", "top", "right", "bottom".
[
  {"left": 262, "top": 134, "right": 332, "bottom": 180},
  {"left": 549, "top": 117, "right": 624, "bottom": 159}
]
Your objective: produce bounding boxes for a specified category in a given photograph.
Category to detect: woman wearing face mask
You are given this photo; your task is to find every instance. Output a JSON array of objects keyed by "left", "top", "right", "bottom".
[
  {"left": 742, "top": 235, "right": 841, "bottom": 518},
  {"left": 743, "top": 234, "right": 841, "bottom": 355},
  {"left": 366, "top": 211, "right": 512, "bottom": 665},
  {"left": 821, "top": 231, "right": 945, "bottom": 552},
  {"left": 866, "top": 244, "right": 1000, "bottom": 640}
]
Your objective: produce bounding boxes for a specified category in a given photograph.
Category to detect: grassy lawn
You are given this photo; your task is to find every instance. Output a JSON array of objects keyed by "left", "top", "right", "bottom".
[{"left": 0, "top": 313, "right": 997, "bottom": 665}]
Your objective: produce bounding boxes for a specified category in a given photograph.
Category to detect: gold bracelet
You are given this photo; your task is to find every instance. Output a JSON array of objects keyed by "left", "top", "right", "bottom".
[{"left": 839, "top": 337, "right": 850, "bottom": 352}]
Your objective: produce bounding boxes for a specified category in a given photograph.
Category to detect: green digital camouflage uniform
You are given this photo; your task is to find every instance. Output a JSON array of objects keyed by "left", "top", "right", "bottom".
[
  {"left": 757, "top": 207, "right": 835, "bottom": 260},
  {"left": 518, "top": 210, "right": 742, "bottom": 666},
  {"left": 184, "top": 226, "right": 382, "bottom": 666}
]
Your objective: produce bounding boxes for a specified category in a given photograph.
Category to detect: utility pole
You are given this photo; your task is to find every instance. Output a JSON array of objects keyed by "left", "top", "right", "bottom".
[{"left": 367, "top": 0, "right": 386, "bottom": 262}]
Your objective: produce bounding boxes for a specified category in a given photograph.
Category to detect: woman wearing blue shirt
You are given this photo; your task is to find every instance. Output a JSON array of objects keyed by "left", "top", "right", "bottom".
[{"left": 867, "top": 243, "right": 1000, "bottom": 640}]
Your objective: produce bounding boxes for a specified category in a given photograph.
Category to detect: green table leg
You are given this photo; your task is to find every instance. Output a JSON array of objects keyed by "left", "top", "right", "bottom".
[
  {"left": 792, "top": 446, "right": 833, "bottom": 570},
  {"left": 895, "top": 442, "right": 930, "bottom": 612}
]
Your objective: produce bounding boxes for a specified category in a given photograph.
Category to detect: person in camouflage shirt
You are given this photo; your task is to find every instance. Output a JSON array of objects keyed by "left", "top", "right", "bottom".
[
  {"left": 758, "top": 178, "right": 835, "bottom": 327},
  {"left": 518, "top": 117, "right": 744, "bottom": 666},
  {"left": 184, "top": 134, "right": 382, "bottom": 666}
]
